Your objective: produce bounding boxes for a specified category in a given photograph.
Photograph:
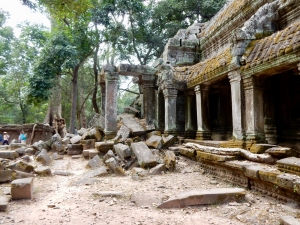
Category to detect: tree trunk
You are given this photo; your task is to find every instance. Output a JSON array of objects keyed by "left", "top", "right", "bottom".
[
  {"left": 69, "top": 64, "right": 80, "bottom": 134},
  {"left": 92, "top": 46, "right": 100, "bottom": 114}
]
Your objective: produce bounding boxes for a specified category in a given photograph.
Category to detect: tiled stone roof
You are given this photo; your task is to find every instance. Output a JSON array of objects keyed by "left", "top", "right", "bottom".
[
  {"left": 243, "top": 21, "right": 300, "bottom": 69},
  {"left": 187, "top": 47, "right": 232, "bottom": 87}
]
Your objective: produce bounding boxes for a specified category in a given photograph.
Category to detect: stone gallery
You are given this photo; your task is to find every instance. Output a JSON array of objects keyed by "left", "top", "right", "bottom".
[{"left": 102, "top": 0, "right": 300, "bottom": 147}]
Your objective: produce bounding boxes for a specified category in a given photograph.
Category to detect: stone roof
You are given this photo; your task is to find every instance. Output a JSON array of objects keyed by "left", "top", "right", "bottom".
[
  {"left": 243, "top": 21, "right": 300, "bottom": 69},
  {"left": 187, "top": 47, "right": 232, "bottom": 87},
  {"left": 201, "top": 0, "right": 251, "bottom": 37}
]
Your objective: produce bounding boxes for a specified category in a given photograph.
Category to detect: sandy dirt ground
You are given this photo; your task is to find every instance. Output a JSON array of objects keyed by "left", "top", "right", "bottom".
[{"left": 1, "top": 152, "right": 300, "bottom": 225}]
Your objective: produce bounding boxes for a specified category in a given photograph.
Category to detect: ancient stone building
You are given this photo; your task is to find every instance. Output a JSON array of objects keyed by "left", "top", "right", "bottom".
[{"left": 102, "top": 0, "right": 300, "bottom": 149}]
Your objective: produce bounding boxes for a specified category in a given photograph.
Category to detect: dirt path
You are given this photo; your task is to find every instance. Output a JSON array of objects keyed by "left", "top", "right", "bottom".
[{"left": 1, "top": 153, "right": 299, "bottom": 225}]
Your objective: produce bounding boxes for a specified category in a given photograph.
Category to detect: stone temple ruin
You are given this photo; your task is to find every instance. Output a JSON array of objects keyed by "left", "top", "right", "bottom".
[{"left": 1, "top": 0, "right": 300, "bottom": 222}]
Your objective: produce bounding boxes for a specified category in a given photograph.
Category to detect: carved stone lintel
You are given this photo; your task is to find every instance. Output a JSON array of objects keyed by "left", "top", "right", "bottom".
[
  {"left": 194, "top": 84, "right": 209, "bottom": 94},
  {"left": 243, "top": 76, "right": 263, "bottom": 90}
]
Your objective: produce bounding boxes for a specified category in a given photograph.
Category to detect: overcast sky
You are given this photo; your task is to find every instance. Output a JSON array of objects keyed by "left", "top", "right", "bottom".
[{"left": 0, "top": 0, "right": 50, "bottom": 35}]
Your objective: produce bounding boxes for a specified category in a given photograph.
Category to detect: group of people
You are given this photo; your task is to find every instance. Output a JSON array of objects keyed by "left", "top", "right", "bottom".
[{"left": 0, "top": 130, "right": 26, "bottom": 145}]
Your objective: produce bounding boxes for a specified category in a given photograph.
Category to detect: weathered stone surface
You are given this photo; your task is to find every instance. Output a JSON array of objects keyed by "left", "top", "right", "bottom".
[
  {"left": 7, "top": 161, "right": 34, "bottom": 173},
  {"left": 157, "top": 188, "right": 246, "bottom": 208},
  {"left": 277, "top": 157, "right": 300, "bottom": 176},
  {"left": 162, "top": 135, "right": 177, "bottom": 148},
  {"left": 146, "top": 135, "right": 163, "bottom": 149},
  {"left": 95, "top": 142, "right": 114, "bottom": 153},
  {"left": 116, "top": 125, "right": 130, "bottom": 142},
  {"left": 250, "top": 144, "right": 277, "bottom": 154},
  {"left": 9, "top": 143, "right": 26, "bottom": 150},
  {"left": 0, "top": 195, "right": 11, "bottom": 211},
  {"left": 114, "top": 143, "right": 131, "bottom": 160},
  {"left": 89, "top": 150, "right": 100, "bottom": 159},
  {"left": 80, "top": 139, "right": 96, "bottom": 150},
  {"left": 280, "top": 216, "right": 300, "bottom": 225},
  {"left": 12, "top": 171, "right": 35, "bottom": 180},
  {"left": 32, "top": 141, "right": 51, "bottom": 154},
  {"left": 164, "top": 151, "right": 176, "bottom": 172},
  {"left": 70, "top": 136, "right": 82, "bottom": 144},
  {"left": 61, "top": 137, "right": 70, "bottom": 146},
  {"left": 265, "top": 146, "right": 294, "bottom": 158},
  {"left": 0, "top": 170, "right": 12, "bottom": 183},
  {"left": 87, "top": 155, "right": 103, "bottom": 169},
  {"left": 88, "top": 113, "right": 105, "bottom": 130},
  {"left": 146, "top": 131, "right": 162, "bottom": 140},
  {"left": 0, "top": 151, "right": 19, "bottom": 159},
  {"left": 258, "top": 167, "right": 281, "bottom": 184},
  {"left": 83, "top": 166, "right": 108, "bottom": 178},
  {"left": 131, "top": 167, "right": 148, "bottom": 176},
  {"left": 105, "top": 157, "right": 126, "bottom": 176},
  {"left": 276, "top": 173, "right": 300, "bottom": 190},
  {"left": 120, "top": 114, "right": 146, "bottom": 136},
  {"left": 52, "top": 153, "right": 64, "bottom": 160},
  {"left": 34, "top": 166, "right": 52, "bottom": 177},
  {"left": 25, "top": 147, "right": 35, "bottom": 155},
  {"left": 53, "top": 171, "right": 72, "bottom": 176},
  {"left": 20, "top": 155, "right": 30, "bottom": 162},
  {"left": 11, "top": 177, "right": 33, "bottom": 200},
  {"left": 149, "top": 164, "right": 167, "bottom": 175},
  {"left": 82, "top": 128, "right": 103, "bottom": 141},
  {"left": 36, "top": 149, "right": 52, "bottom": 166},
  {"left": 15, "top": 147, "right": 26, "bottom": 156},
  {"left": 179, "top": 147, "right": 196, "bottom": 159},
  {"left": 131, "top": 142, "right": 157, "bottom": 168},
  {"left": 103, "top": 150, "right": 115, "bottom": 163},
  {"left": 196, "top": 151, "right": 239, "bottom": 162},
  {"left": 67, "top": 144, "right": 83, "bottom": 155}
]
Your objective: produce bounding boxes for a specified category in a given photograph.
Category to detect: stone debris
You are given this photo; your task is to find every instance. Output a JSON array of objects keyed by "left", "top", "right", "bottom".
[
  {"left": 67, "top": 144, "right": 83, "bottom": 155},
  {"left": 36, "top": 149, "right": 52, "bottom": 166},
  {"left": 34, "top": 166, "right": 52, "bottom": 177},
  {"left": 0, "top": 151, "right": 19, "bottom": 159},
  {"left": 114, "top": 143, "right": 131, "bottom": 160},
  {"left": 131, "top": 142, "right": 157, "bottom": 168},
  {"left": 157, "top": 188, "right": 246, "bottom": 208},
  {"left": 163, "top": 151, "right": 176, "bottom": 172},
  {"left": 83, "top": 166, "right": 108, "bottom": 178},
  {"left": 87, "top": 155, "right": 103, "bottom": 169},
  {"left": 146, "top": 135, "right": 163, "bottom": 149},
  {"left": 0, "top": 195, "right": 11, "bottom": 211},
  {"left": 149, "top": 164, "right": 167, "bottom": 175},
  {"left": 280, "top": 216, "right": 300, "bottom": 225},
  {"left": 7, "top": 160, "right": 35, "bottom": 173},
  {"left": 11, "top": 177, "right": 34, "bottom": 200},
  {"left": 95, "top": 142, "right": 114, "bottom": 153},
  {"left": 120, "top": 114, "right": 147, "bottom": 136}
]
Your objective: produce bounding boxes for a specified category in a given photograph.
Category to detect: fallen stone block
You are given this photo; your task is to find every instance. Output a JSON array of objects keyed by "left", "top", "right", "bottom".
[
  {"left": 95, "top": 142, "right": 114, "bottom": 153},
  {"left": 67, "top": 144, "right": 83, "bottom": 155},
  {"left": 0, "top": 195, "right": 11, "bottom": 211},
  {"left": 25, "top": 147, "right": 36, "bottom": 155},
  {"left": 146, "top": 131, "right": 162, "bottom": 140},
  {"left": 87, "top": 155, "right": 103, "bottom": 169},
  {"left": 34, "top": 166, "right": 52, "bottom": 177},
  {"left": 149, "top": 164, "right": 167, "bottom": 175},
  {"left": 146, "top": 135, "right": 163, "bottom": 149},
  {"left": 82, "top": 128, "right": 103, "bottom": 141},
  {"left": 162, "top": 135, "right": 177, "bottom": 148},
  {"left": 0, "top": 151, "right": 19, "bottom": 159},
  {"left": 9, "top": 143, "right": 26, "bottom": 150},
  {"left": 83, "top": 166, "right": 108, "bottom": 178},
  {"left": 36, "top": 149, "right": 52, "bottom": 166},
  {"left": 131, "top": 167, "right": 148, "bottom": 176},
  {"left": 105, "top": 158, "right": 126, "bottom": 176},
  {"left": 120, "top": 114, "right": 146, "bottom": 136},
  {"left": 179, "top": 147, "right": 196, "bottom": 159},
  {"left": 11, "top": 177, "right": 34, "bottom": 200},
  {"left": 116, "top": 125, "right": 131, "bottom": 142},
  {"left": 103, "top": 150, "right": 115, "bottom": 162},
  {"left": 0, "top": 170, "right": 13, "bottom": 183},
  {"left": 52, "top": 153, "right": 64, "bottom": 160},
  {"left": 32, "top": 141, "right": 51, "bottom": 154},
  {"left": 250, "top": 144, "right": 277, "bottom": 154},
  {"left": 280, "top": 216, "right": 300, "bottom": 225},
  {"left": 157, "top": 188, "right": 246, "bottom": 208},
  {"left": 15, "top": 147, "right": 26, "bottom": 156},
  {"left": 7, "top": 161, "right": 35, "bottom": 173},
  {"left": 53, "top": 171, "right": 72, "bottom": 176},
  {"left": 114, "top": 143, "right": 131, "bottom": 160},
  {"left": 70, "top": 135, "right": 82, "bottom": 144},
  {"left": 12, "top": 171, "right": 35, "bottom": 180},
  {"left": 21, "top": 155, "right": 30, "bottom": 162},
  {"left": 164, "top": 151, "right": 176, "bottom": 172},
  {"left": 80, "top": 139, "right": 96, "bottom": 150},
  {"left": 265, "top": 146, "right": 294, "bottom": 158},
  {"left": 89, "top": 150, "right": 100, "bottom": 159},
  {"left": 131, "top": 142, "right": 157, "bottom": 168}
]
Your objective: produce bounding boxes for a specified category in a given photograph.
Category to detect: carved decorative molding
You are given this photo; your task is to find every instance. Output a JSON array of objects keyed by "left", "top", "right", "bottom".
[
  {"left": 163, "top": 88, "right": 178, "bottom": 98},
  {"left": 105, "top": 72, "right": 119, "bottom": 81},
  {"left": 228, "top": 70, "right": 241, "bottom": 83}
]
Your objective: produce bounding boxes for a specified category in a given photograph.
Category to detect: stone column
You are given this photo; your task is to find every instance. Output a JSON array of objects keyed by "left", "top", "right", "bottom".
[
  {"left": 100, "top": 82, "right": 106, "bottom": 116},
  {"left": 194, "top": 85, "right": 211, "bottom": 140},
  {"left": 228, "top": 70, "right": 244, "bottom": 140},
  {"left": 104, "top": 68, "right": 119, "bottom": 140},
  {"left": 243, "top": 76, "right": 265, "bottom": 142},
  {"left": 163, "top": 88, "right": 178, "bottom": 136},
  {"left": 142, "top": 75, "right": 156, "bottom": 125},
  {"left": 185, "top": 90, "right": 196, "bottom": 138},
  {"left": 155, "top": 90, "right": 165, "bottom": 132}
]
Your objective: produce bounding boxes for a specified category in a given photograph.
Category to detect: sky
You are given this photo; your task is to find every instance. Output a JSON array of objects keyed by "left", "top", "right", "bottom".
[{"left": 0, "top": 0, "right": 50, "bottom": 36}]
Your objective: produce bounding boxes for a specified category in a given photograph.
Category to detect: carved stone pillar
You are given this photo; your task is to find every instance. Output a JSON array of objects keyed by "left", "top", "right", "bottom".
[
  {"left": 155, "top": 90, "right": 165, "bottom": 132},
  {"left": 163, "top": 88, "right": 178, "bottom": 136},
  {"left": 104, "top": 67, "right": 119, "bottom": 140},
  {"left": 185, "top": 90, "right": 196, "bottom": 138},
  {"left": 100, "top": 82, "right": 106, "bottom": 116},
  {"left": 228, "top": 70, "right": 244, "bottom": 140},
  {"left": 194, "top": 85, "right": 211, "bottom": 140},
  {"left": 243, "top": 76, "right": 265, "bottom": 142},
  {"left": 142, "top": 75, "right": 156, "bottom": 125}
]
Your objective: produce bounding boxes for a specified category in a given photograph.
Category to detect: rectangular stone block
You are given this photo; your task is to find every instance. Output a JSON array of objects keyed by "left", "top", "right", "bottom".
[
  {"left": 131, "top": 142, "right": 157, "bottom": 168},
  {"left": 95, "top": 142, "right": 114, "bottom": 153},
  {"left": 80, "top": 139, "right": 96, "bottom": 150},
  {"left": 11, "top": 177, "right": 33, "bottom": 200},
  {"left": 0, "top": 170, "right": 12, "bottom": 183},
  {"left": 250, "top": 144, "right": 277, "bottom": 154},
  {"left": 277, "top": 157, "right": 300, "bottom": 176},
  {"left": 0, "top": 151, "right": 19, "bottom": 159},
  {"left": 0, "top": 195, "right": 11, "bottom": 211},
  {"left": 67, "top": 144, "right": 83, "bottom": 155}
]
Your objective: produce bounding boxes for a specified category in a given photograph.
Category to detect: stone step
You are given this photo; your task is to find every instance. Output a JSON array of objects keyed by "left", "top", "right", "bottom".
[{"left": 157, "top": 188, "right": 246, "bottom": 208}]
